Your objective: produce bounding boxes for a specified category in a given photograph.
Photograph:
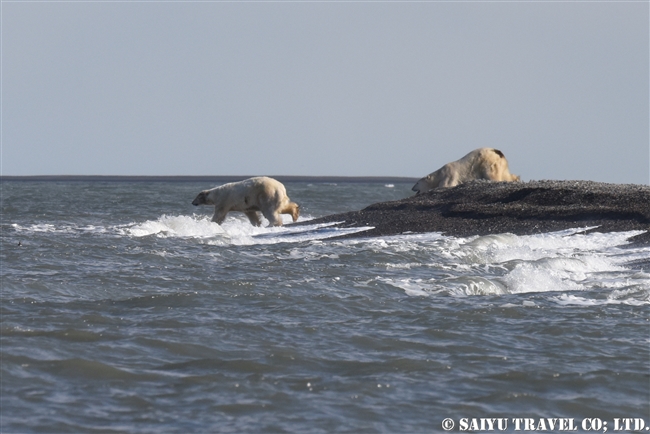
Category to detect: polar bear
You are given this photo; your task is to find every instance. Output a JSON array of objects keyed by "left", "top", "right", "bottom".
[
  {"left": 412, "top": 148, "right": 520, "bottom": 194},
  {"left": 192, "top": 177, "right": 300, "bottom": 227}
]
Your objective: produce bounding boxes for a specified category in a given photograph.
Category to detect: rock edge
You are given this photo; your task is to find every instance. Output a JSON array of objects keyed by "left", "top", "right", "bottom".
[{"left": 301, "top": 180, "right": 650, "bottom": 245}]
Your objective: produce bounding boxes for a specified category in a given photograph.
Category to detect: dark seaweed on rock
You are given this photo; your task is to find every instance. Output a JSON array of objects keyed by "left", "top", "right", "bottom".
[{"left": 302, "top": 180, "right": 650, "bottom": 245}]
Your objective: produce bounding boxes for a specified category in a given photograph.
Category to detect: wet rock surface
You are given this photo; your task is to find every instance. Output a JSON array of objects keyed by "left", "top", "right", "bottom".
[{"left": 302, "top": 180, "right": 650, "bottom": 245}]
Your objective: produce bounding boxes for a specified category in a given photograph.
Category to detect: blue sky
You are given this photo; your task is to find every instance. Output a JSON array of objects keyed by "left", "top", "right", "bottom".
[{"left": 2, "top": 1, "right": 648, "bottom": 184}]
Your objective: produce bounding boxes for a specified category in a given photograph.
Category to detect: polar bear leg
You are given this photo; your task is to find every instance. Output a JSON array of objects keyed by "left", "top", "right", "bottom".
[
  {"left": 435, "top": 165, "right": 459, "bottom": 188},
  {"left": 245, "top": 211, "right": 262, "bottom": 227},
  {"left": 212, "top": 208, "right": 228, "bottom": 225},
  {"left": 261, "top": 208, "right": 282, "bottom": 227},
  {"left": 440, "top": 174, "right": 459, "bottom": 188}
]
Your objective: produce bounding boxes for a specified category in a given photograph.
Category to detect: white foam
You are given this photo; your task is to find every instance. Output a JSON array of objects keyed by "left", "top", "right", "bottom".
[
  {"left": 552, "top": 292, "right": 649, "bottom": 306},
  {"left": 449, "top": 230, "right": 647, "bottom": 293},
  {"left": 10, "top": 213, "right": 372, "bottom": 245},
  {"left": 380, "top": 276, "right": 509, "bottom": 297},
  {"left": 379, "top": 229, "right": 650, "bottom": 300},
  {"left": 455, "top": 228, "right": 639, "bottom": 264},
  {"left": 443, "top": 276, "right": 509, "bottom": 296},
  {"left": 500, "top": 260, "right": 583, "bottom": 294},
  {"left": 122, "top": 214, "right": 372, "bottom": 246},
  {"left": 11, "top": 222, "right": 108, "bottom": 235},
  {"left": 379, "top": 278, "right": 432, "bottom": 297},
  {"left": 12, "top": 223, "right": 68, "bottom": 233},
  {"left": 125, "top": 214, "right": 227, "bottom": 239}
]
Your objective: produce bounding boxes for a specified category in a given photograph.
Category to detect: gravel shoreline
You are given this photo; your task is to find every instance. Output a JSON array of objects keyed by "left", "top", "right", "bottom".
[{"left": 302, "top": 180, "right": 650, "bottom": 245}]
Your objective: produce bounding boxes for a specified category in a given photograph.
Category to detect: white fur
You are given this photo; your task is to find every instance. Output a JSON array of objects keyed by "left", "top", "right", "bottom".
[
  {"left": 412, "top": 148, "right": 520, "bottom": 194},
  {"left": 192, "top": 177, "right": 300, "bottom": 227}
]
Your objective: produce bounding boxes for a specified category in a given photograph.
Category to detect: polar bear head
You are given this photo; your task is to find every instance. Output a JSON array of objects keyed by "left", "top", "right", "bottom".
[
  {"left": 192, "top": 190, "right": 215, "bottom": 206},
  {"left": 411, "top": 175, "right": 436, "bottom": 194}
]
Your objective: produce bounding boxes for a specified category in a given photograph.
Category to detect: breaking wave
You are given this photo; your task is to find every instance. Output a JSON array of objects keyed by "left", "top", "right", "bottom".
[
  {"left": 122, "top": 214, "right": 372, "bottom": 245},
  {"left": 376, "top": 228, "right": 650, "bottom": 303}
]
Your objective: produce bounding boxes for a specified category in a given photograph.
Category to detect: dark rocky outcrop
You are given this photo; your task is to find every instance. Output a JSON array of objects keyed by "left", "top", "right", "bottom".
[{"left": 302, "top": 180, "right": 650, "bottom": 245}]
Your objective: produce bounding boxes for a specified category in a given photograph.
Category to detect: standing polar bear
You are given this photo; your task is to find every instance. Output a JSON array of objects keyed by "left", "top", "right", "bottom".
[
  {"left": 192, "top": 177, "right": 300, "bottom": 227},
  {"left": 412, "top": 148, "right": 520, "bottom": 194}
]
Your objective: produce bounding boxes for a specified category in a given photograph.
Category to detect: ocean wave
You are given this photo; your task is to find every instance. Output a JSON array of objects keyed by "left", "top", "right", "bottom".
[
  {"left": 123, "top": 214, "right": 228, "bottom": 239},
  {"left": 11, "top": 222, "right": 111, "bottom": 236},
  {"left": 121, "top": 214, "right": 373, "bottom": 245},
  {"left": 376, "top": 229, "right": 650, "bottom": 303}
]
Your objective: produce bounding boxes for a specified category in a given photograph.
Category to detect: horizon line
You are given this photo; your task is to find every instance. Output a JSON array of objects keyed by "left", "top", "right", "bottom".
[{"left": 0, "top": 174, "right": 420, "bottom": 182}]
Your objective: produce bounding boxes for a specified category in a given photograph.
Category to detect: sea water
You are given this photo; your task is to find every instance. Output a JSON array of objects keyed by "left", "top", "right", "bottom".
[{"left": 1, "top": 179, "right": 649, "bottom": 433}]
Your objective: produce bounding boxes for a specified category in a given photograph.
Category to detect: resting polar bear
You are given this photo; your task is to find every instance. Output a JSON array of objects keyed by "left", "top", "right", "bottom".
[
  {"left": 192, "top": 177, "right": 300, "bottom": 227},
  {"left": 412, "top": 148, "right": 520, "bottom": 194}
]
